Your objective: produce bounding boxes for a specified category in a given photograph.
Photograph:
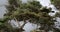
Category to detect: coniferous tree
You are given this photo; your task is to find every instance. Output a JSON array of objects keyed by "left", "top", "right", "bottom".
[{"left": 0, "top": 0, "right": 56, "bottom": 32}]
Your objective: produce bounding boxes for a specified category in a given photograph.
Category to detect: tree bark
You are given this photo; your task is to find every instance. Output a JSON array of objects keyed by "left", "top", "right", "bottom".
[{"left": 15, "top": 17, "right": 27, "bottom": 32}]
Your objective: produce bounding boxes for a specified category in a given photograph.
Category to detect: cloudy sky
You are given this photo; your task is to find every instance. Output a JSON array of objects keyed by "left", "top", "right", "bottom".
[{"left": 0, "top": 0, "right": 8, "bottom": 18}]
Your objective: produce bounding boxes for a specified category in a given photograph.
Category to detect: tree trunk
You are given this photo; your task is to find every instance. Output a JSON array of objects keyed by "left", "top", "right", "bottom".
[{"left": 15, "top": 18, "right": 27, "bottom": 32}]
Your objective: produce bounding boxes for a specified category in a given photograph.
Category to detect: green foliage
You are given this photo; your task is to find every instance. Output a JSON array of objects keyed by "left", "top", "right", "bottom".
[
  {"left": 0, "top": 0, "right": 56, "bottom": 32},
  {"left": 51, "top": 0, "right": 60, "bottom": 10}
]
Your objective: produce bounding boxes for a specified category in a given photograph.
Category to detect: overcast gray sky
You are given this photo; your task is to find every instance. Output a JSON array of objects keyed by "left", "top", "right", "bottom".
[{"left": 0, "top": 0, "right": 8, "bottom": 18}]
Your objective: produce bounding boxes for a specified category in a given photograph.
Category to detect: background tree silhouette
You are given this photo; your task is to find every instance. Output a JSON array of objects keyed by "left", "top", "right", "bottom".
[{"left": 51, "top": 0, "right": 60, "bottom": 32}]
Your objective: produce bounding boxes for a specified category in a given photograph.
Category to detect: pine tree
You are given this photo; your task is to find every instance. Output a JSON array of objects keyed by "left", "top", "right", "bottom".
[{"left": 1, "top": 0, "right": 55, "bottom": 32}]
